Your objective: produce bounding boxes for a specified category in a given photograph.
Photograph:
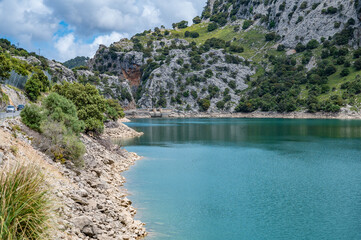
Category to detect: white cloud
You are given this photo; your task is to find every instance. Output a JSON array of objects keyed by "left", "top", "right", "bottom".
[
  {"left": 54, "top": 32, "right": 128, "bottom": 61},
  {"left": 0, "top": 0, "right": 56, "bottom": 45},
  {"left": 0, "top": 0, "right": 206, "bottom": 61}
]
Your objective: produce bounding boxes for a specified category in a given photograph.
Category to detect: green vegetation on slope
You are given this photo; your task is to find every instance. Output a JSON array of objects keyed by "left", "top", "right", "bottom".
[{"left": 63, "top": 56, "right": 89, "bottom": 69}]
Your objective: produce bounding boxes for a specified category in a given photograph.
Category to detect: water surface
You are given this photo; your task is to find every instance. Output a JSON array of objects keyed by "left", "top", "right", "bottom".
[{"left": 123, "top": 118, "right": 361, "bottom": 240}]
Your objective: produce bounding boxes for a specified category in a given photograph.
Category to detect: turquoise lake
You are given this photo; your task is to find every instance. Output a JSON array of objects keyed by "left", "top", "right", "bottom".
[{"left": 122, "top": 118, "right": 361, "bottom": 240}]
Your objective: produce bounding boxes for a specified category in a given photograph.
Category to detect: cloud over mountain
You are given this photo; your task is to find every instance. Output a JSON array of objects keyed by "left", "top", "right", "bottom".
[{"left": 0, "top": 0, "right": 205, "bottom": 61}]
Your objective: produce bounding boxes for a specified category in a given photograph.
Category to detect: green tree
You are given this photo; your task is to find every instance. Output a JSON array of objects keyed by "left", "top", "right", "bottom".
[
  {"left": 53, "top": 82, "right": 107, "bottom": 134},
  {"left": 0, "top": 54, "right": 11, "bottom": 83},
  {"left": 25, "top": 74, "right": 42, "bottom": 101},
  {"left": 208, "top": 22, "right": 218, "bottom": 32},
  {"left": 193, "top": 16, "right": 201, "bottom": 24}
]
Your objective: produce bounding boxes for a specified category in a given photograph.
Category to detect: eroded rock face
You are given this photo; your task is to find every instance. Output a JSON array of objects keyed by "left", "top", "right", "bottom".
[
  {"left": 205, "top": 0, "right": 361, "bottom": 47},
  {"left": 88, "top": 48, "right": 144, "bottom": 88}
]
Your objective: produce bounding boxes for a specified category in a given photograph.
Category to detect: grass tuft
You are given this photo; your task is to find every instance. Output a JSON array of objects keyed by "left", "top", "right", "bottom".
[{"left": 0, "top": 163, "right": 52, "bottom": 239}]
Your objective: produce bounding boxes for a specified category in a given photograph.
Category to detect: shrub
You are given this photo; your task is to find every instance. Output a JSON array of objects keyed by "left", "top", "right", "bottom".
[
  {"left": 0, "top": 164, "right": 52, "bottom": 239},
  {"left": 53, "top": 83, "right": 106, "bottom": 134},
  {"left": 300, "top": 1, "right": 308, "bottom": 9},
  {"left": 265, "top": 32, "right": 276, "bottom": 41},
  {"left": 193, "top": 16, "right": 201, "bottom": 24},
  {"left": 208, "top": 22, "right": 218, "bottom": 32},
  {"left": 43, "top": 93, "right": 84, "bottom": 134},
  {"left": 191, "top": 90, "right": 198, "bottom": 99},
  {"left": 229, "top": 45, "right": 244, "bottom": 53},
  {"left": 20, "top": 104, "right": 44, "bottom": 132},
  {"left": 295, "top": 43, "right": 306, "bottom": 52},
  {"left": 306, "top": 39, "right": 319, "bottom": 49},
  {"left": 190, "top": 32, "right": 200, "bottom": 38},
  {"left": 204, "top": 69, "right": 213, "bottom": 78},
  {"left": 105, "top": 99, "right": 125, "bottom": 121},
  {"left": 25, "top": 74, "right": 42, "bottom": 101},
  {"left": 353, "top": 48, "right": 361, "bottom": 58},
  {"left": 340, "top": 68, "right": 350, "bottom": 77},
  {"left": 277, "top": 44, "right": 286, "bottom": 51},
  {"left": 62, "top": 134, "right": 86, "bottom": 167},
  {"left": 0, "top": 54, "right": 11, "bottom": 83},
  {"left": 354, "top": 59, "right": 361, "bottom": 70},
  {"left": 216, "top": 100, "right": 225, "bottom": 109},
  {"left": 198, "top": 98, "right": 211, "bottom": 112},
  {"left": 242, "top": 20, "right": 253, "bottom": 30}
]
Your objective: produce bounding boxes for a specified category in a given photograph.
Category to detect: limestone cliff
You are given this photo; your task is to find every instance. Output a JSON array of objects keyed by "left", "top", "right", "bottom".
[{"left": 203, "top": 0, "right": 361, "bottom": 47}]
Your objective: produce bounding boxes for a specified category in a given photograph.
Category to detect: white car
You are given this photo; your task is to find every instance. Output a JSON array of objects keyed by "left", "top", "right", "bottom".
[{"left": 6, "top": 105, "right": 16, "bottom": 113}]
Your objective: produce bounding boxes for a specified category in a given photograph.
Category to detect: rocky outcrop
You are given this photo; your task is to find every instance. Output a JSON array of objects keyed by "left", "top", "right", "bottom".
[
  {"left": 1, "top": 84, "right": 27, "bottom": 107},
  {"left": 0, "top": 118, "right": 146, "bottom": 240},
  {"left": 138, "top": 49, "right": 254, "bottom": 112},
  {"left": 88, "top": 47, "right": 144, "bottom": 88},
  {"left": 103, "top": 119, "right": 143, "bottom": 139},
  {"left": 47, "top": 60, "right": 78, "bottom": 83}
]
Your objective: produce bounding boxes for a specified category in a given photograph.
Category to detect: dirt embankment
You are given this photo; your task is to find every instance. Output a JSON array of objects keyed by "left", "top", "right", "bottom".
[{"left": 0, "top": 118, "right": 146, "bottom": 240}]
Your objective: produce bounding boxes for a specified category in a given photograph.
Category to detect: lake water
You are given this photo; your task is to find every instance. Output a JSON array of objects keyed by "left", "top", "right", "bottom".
[{"left": 123, "top": 118, "right": 361, "bottom": 240}]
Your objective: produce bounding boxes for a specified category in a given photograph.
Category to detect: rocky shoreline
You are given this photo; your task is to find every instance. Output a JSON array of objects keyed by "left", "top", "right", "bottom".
[
  {"left": 127, "top": 109, "right": 361, "bottom": 120},
  {"left": 0, "top": 118, "right": 146, "bottom": 240}
]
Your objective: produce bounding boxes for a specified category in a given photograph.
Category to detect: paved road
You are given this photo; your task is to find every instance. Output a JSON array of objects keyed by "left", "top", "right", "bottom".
[{"left": 0, "top": 111, "right": 21, "bottom": 119}]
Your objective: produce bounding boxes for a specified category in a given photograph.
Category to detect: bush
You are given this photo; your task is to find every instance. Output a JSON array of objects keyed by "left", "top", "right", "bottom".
[
  {"left": 43, "top": 93, "right": 84, "bottom": 135},
  {"left": 198, "top": 98, "right": 211, "bottom": 112},
  {"left": 229, "top": 45, "right": 244, "bottom": 53},
  {"left": 53, "top": 83, "right": 106, "bottom": 134},
  {"left": 354, "top": 59, "right": 361, "bottom": 70},
  {"left": 0, "top": 164, "right": 52, "bottom": 239},
  {"left": 242, "top": 20, "right": 253, "bottom": 30},
  {"left": 190, "top": 32, "right": 200, "bottom": 38},
  {"left": 24, "top": 71, "right": 50, "bottom": 101},
  {"left": 340, "top": 68, "right": 350, "bottom": 77},
  {"left": 265, "top": 32, "right": 276, "bottom": 41},
  {"left": 0, "top": 54, "right": 11, "bottom": 83},
  {"left": 208, "top": 22, "right": 218, "bottom": 32},
  {"left": 306, "top": 39, "right": 319, "bottom": 49},
  {"left": 20, "top": 104, "right": 44, "bottom": 132},
  {"left": 105, "top": 99, "right": 125, "bottom": 121},
  {"left": 193, "top": 16, "right": 201, "bottom": 24},
  {"left": 277, "top": 44, "right": 286, "bottom": 51},
  {"left": 295, "top": 43, "right": 306, "bottom": 52},
  {"left": 216, "top": 100, "right": 225, "bottom": 109},
  {"left": 25, "top": 74, "right": 42, "bottom": 101}
]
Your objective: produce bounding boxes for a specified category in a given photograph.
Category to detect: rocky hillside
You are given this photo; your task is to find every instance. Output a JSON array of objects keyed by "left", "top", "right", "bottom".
[
  {"left": 202, "top": 0, "right": 361, "bottom": 47},
  {"left": 85, "top": 0, "right": 361, "bottom": 115},
  {"left": 0, "top": 118, "right": 146, "bottom": 240}
]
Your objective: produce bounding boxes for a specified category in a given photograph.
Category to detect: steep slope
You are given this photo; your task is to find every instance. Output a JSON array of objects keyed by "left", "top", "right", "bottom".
[
  {"left": 202, "top": 0, "right": 361, "bottom": 47},
  {"left": 86, "top": 0, "right": 361, "bottom": 115}
]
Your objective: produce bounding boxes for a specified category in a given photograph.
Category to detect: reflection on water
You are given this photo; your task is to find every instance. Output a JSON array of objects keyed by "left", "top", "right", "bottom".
[
  {"left": 122, "top": 118, "right": 361, "bottom": 240},
  {"left": 124, "top": 118, "right": 361, "bottom": 146}
]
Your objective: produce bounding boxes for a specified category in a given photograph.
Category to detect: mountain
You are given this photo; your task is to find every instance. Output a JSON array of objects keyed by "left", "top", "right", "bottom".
[
  {"left": 202, "top": 0, "right": 361, "bottom": 47},
  {"left": 3, "top": 0, "right": 361, "bottom": 115},
  {"left": 84, "top": 0, "right": 361, "bottom": 114}
]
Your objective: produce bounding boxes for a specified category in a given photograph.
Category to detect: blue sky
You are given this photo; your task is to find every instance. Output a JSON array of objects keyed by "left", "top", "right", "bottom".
[{"left": 0, "top": 0, "right": 206, "bottom": 62}]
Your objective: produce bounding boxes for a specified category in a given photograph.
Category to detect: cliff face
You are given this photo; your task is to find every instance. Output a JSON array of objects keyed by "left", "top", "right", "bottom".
[
  {"left": 88, "top": 41, "right": 144, "bottom": 89},
  {"left": 203, "top": 0, "right": 361, "bottom": 47}
]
